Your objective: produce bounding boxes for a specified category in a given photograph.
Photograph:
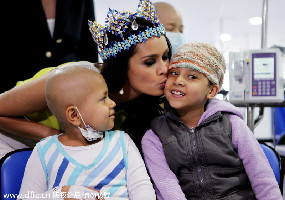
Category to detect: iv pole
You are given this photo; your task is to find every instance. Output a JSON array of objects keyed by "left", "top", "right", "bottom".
[
  {"left": 261, "top": 0, "right": 268, "bottom": 49},
  {"left": 247, "top": 0, "right": 268, "bottom": 134}
]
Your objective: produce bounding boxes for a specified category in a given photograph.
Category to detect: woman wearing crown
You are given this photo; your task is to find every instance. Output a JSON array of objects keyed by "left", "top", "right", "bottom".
[{"left": 0, "top": 0, "right": 171, "bottom": 157}]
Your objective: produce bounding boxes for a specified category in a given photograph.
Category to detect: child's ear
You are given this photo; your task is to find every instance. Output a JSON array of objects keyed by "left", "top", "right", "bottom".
[
  {"left": 66, "top": 106, "right": 81, "bottom": 126},
  {"left": 207, "top": 85, "right": 219, "bottom": 99}
]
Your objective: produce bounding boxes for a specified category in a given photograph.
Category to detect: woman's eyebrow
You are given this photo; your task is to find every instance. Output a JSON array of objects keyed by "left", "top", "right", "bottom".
[
  {"left": 140, "top": 54, "right": 157, "bottom": 60},
  {"left": 140, "top": 48, "right": 169, "bottom": 60}
]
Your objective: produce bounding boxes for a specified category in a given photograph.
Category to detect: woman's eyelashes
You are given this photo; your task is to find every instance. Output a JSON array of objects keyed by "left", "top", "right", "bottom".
[
  {"left": 162, "top": 50, "right": 169, "bottom": 60},
  {"left": 144, "top": 54, "right": 169, "bottom": 67},
  {"left": 162, "top": 55, "right": 168, "bottom": 61},
  {"left": 144, "top": 59, "right": 155, "bottom": 66}
]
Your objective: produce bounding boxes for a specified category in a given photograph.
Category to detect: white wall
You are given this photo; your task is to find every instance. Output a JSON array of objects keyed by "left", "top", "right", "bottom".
[{"left": 94, "top": 0, "right": 285, "bottom": 50}]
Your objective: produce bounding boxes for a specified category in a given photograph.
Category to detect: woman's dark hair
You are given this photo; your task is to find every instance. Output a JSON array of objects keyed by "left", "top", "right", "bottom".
[
  {"left": 100, "top": 17, "right": 172, "bottom": 150},
  {"left": 101, "top": 17, "right": 172, "bottom": 93}
]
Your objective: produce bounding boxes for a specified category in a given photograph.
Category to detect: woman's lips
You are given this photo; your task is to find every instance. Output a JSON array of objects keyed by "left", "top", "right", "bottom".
[{"left": 160, "top": 79, "right": 167, "bottom": 88}]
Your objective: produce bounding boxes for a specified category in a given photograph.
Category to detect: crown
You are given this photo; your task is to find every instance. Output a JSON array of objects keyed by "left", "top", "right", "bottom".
[{"left": 88, "top": 0, "right": 166, "bottom": 60}]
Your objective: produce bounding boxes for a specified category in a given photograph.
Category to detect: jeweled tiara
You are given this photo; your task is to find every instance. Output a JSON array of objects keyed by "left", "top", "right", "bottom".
[{"left": 88, "top": 0, "right": 166, "bottom": 60}]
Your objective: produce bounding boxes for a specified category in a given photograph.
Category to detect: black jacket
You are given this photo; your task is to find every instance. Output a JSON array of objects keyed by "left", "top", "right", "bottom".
[
  {"left": 151, "top": 103, "right": 256, "bottom": 200},
  {"left": 1, "top": 0, "right": 98, "bottom": 93}
]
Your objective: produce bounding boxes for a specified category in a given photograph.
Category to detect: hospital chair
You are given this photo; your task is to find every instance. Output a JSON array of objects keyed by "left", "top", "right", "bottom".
[
  {"left": 0, "top": 145, "right": 283, "bottom": 199},
  {"left": 0, "top": 148, "right": 32, "bottom": 200},
  {"left": 260, "top": 143, "right": 282, "bottom": 189}
]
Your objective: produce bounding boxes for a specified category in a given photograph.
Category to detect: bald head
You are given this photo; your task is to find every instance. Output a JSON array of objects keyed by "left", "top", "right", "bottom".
[
  {"left": 154, "top": 2, "right": 183, "bottom": 33},
  {"left": 46, "top": 63, "right": 104, "bottom": 128}
]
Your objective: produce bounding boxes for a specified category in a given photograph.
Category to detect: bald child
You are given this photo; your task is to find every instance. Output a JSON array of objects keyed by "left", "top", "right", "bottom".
[
  {"left": 154, "top": 2, "right": 185, "bottom": 54},
  {"left": 154, "top": 2, "right": 183, "bottom": 33},
  {"left": 18, "top": 63, "right": 156, "bottom": 200}
]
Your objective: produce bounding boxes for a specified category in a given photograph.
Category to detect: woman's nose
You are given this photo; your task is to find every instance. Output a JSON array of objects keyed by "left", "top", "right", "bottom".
[{"left": 157, "top": 60, "right": 169, "bottom": 76}]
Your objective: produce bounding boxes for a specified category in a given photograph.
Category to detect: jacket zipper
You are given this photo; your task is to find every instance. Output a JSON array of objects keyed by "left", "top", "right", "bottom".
[{"left": 178, "top": 122, "right": 207, "bottom": 193}]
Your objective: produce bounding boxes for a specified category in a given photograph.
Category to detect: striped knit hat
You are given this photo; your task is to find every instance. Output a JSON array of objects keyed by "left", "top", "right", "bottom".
[{"left": 169, "top": 42, "right": 226, "bottom": 88}]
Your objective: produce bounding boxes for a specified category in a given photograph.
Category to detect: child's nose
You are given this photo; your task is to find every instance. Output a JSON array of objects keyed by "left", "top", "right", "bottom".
[
  {"left": 109, "top": 99, "right": 116, "bottom": 108},
  {"left": 174, "top": 75, "right": 185, "bottom": 86}
]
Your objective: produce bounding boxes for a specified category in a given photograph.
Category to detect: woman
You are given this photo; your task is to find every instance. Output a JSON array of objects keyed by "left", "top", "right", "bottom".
[{"left": 0, "top": 0, "right": 171, "bottom": 157}]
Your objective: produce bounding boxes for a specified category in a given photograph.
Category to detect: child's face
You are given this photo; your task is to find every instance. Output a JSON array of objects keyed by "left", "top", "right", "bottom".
[
  {"left": 165, "top": 67, "right": 212, "bottom": 113},
  {"left": 80, "top": 76, "right": 116, "bottom": 132}
]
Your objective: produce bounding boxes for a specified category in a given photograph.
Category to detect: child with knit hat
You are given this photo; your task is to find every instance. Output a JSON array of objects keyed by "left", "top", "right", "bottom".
[{"left": 142, "top": 43, "right": 282, "bottom": 200}]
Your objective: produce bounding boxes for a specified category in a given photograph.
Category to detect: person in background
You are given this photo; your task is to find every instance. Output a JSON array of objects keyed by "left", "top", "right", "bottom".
[
  {"left": 142, "top": 43, "right": 282, "bottom": 200},
  {"left": 154, "top": 2, "right": 186, "bottom": 54},
  {"left": 1, "top": 0, "right": 98, "bottom": 93},
  {"left": 18, "top": 64, "right": 156, "bottom": 200}
]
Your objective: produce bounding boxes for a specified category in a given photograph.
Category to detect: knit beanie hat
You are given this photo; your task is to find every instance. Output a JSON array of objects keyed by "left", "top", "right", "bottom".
[{"left": 169, "top": 42, "right": 226, "bottom": 88}]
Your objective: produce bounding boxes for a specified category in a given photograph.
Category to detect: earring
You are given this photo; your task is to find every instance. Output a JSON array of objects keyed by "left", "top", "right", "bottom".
[{"left": 119, "top": 88, "right": 124, "bottom": 95}]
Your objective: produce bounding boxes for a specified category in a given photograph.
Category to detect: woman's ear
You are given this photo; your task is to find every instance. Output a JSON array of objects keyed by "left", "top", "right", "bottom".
[
  {"left": 66, "top": 106, "right": 81, "bottom": 126},
  {"left": 207, "top": 85, "right": 219, "bottom": 99}
]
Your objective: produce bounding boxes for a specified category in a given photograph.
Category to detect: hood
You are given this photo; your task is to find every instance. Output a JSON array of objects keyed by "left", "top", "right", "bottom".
[
  {"left": 164, "top": 98, "right": 244, "bottom": 126},
  {"left": 198, "top": 98, "right": 244, "bottom": 125}
]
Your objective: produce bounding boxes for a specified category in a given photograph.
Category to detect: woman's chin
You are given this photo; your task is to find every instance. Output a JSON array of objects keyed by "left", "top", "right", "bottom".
[{"left": 145, "top": 89, "right": 164, "bottom": 97}]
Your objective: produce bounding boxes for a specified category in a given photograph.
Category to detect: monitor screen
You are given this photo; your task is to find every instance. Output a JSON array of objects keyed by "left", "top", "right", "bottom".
[{"left": 253, "top": 56, "right": 275, "bottom": 80}]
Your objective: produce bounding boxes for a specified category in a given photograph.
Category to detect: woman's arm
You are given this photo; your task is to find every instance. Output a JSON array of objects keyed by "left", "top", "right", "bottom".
[
  {"left": 0, "top": 116, "right": 60, "bottom": 141},
  {"left": 0, "top": 73, "right": 48, "bottom": 116},
  {"left": 0, "top": 74, "right": 60, "bottom": 141},
  {"left": 230, "top": 115, "right": 282, "bottom": 200},
  {"left": 142, "top": 130, "right": 187, "bottom": 200}
]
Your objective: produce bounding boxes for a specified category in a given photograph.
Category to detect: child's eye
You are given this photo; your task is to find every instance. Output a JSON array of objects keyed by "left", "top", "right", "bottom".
[
  {"left": 188, "top": 75, "right": 197, "bottom": 79},
  {"left": 101, "top": 96, "right": 107, "bottom": 101},
  {"left": 169, "top": 71, "right": 178, "bottom": 76}
]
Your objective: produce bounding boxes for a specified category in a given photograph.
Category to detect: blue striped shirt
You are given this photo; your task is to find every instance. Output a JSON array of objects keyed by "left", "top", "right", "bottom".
[{"left": 36, "top": 130, "right": 128, "bottom": 198}]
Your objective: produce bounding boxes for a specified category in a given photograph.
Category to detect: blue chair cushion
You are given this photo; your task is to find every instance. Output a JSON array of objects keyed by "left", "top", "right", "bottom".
[
  {"left": 260, "top": 143, "right": 280, "bottom": 185},
  {"left": 0, "top": 149, "right": 32, "bottom": 200}
]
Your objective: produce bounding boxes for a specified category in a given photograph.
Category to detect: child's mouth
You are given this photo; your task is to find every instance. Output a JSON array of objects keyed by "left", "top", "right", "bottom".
[{"left": 171, "top": 90, "right": 185, "bottom": 97}]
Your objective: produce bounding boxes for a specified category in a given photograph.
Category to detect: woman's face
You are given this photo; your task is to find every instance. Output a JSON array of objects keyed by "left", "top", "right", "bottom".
[{"left": 127, "top": 36, "right": 169, "bottom": 97}]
